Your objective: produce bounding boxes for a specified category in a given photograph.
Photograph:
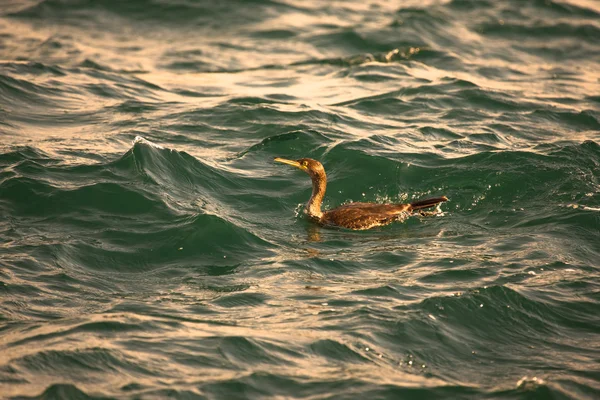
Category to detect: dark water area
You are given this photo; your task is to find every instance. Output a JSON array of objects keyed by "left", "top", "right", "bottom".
[{"left": 1, "top": 0, "right": 600, "bottom": 398}]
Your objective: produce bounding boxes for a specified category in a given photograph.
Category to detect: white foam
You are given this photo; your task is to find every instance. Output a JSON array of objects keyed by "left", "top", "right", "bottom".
[
  {"left": 133, "top": 135, "right": 165, "bottom": 149},
  {"left": 583, "top": 206, "right": 600, "bottom": 212},
  {"left": 516, "top": 376, "right": 545, "bottom": 389}
]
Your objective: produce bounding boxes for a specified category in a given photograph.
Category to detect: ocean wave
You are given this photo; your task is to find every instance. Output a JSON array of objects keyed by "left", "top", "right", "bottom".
[
  {"left": 0, "top": 139, "right": 276, "bottom": 279},
  {"left": 0, "top": 73, "right": 67, "bottom": 108},
  {"left": 8, "top": 0, "right": 300, "bottom": 26},
  {"left": 2, "top": 0, "right": 600, "bottom": 397},
  {"left": 478, "top": 21, "right": 600, "bottom": 44}
]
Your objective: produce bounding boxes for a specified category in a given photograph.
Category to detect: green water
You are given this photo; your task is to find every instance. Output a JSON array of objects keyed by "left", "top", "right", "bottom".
[{"left": 1, "top": 0, "right": 599, "bottom": 399}]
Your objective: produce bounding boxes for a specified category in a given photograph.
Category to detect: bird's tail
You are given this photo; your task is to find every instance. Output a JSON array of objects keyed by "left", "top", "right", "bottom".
[{"left": 410, "top": 196, "right": 448, "bottom": 211}]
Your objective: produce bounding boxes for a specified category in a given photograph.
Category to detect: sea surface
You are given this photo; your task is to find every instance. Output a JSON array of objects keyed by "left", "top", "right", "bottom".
[{"left": 1, "top": 0, "right": 599, "bottom": 399}]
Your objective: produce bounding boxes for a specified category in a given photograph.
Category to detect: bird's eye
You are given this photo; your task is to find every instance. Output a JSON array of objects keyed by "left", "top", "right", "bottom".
[{"left": 302, "top": 161, "right": 308, "bottom": 167}]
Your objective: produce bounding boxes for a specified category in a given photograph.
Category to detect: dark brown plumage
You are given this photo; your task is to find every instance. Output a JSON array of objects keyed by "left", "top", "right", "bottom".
[{"left": 274, "top": 157, "right": 448, "bottom": 230}]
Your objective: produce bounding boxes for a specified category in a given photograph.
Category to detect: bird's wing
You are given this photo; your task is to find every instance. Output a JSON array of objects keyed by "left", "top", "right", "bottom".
[{"left": 322, "top": 203, "right": 411, "bottom": 230}]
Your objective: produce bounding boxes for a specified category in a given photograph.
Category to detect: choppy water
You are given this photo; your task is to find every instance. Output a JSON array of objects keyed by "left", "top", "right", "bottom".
[{"left": 1, "top": 0, "right": 600, "bottom": 398}]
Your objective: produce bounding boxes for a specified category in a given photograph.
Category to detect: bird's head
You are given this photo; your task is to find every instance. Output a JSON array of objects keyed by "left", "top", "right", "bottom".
[{"left": 274, "top": 157, "right": 326, "bottom": 181}]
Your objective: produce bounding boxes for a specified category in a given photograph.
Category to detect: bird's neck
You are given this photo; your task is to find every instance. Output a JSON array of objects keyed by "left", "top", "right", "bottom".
[{"left": 306, "top": 172, "right": 326, "bottom": 219}]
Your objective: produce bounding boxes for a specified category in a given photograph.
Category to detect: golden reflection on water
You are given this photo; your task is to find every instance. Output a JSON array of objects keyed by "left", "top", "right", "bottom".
[
  {"left": 2, "top": 1, "right": 599, "bottom": 396},
  {"left": 1, "top": 303, "right": 450, "bottom": 397},
  {"left": 3, "top": 0, "right": 599, "bottom": 162}
]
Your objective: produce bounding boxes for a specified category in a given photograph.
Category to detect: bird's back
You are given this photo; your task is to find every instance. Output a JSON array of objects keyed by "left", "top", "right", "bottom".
[{"left": 321, "top": 202, "right": 411, "bottom": 230}]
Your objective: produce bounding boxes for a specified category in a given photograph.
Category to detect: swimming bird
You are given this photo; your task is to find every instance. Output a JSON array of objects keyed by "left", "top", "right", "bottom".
[{"left": 274, "top": 157, "right": 448, "bottom": 230}]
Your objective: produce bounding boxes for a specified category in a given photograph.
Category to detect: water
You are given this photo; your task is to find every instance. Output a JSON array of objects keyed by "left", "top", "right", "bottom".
[{"left": 1, "top": 0, "right": 599, "bottom": 398}]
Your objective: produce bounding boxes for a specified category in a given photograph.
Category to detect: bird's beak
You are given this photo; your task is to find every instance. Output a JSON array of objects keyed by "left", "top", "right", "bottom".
[{"left": 274, "top": 157, "right": 304, "bottom": 170}]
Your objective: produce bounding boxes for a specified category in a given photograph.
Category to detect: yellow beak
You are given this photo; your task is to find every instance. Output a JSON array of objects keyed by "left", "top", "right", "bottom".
[{"left": 274, "top": 157, "right": 304, "bottom": 170}]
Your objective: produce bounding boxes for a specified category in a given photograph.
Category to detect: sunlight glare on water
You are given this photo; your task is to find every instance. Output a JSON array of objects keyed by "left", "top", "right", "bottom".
[{"left": 1, "top": 0, "right": 599, "bottom": 399}]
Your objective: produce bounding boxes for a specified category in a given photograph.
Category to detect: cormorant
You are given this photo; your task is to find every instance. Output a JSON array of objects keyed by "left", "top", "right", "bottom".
[{"left": 275, "top": 157, "right": 447, "bottom": 230}]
